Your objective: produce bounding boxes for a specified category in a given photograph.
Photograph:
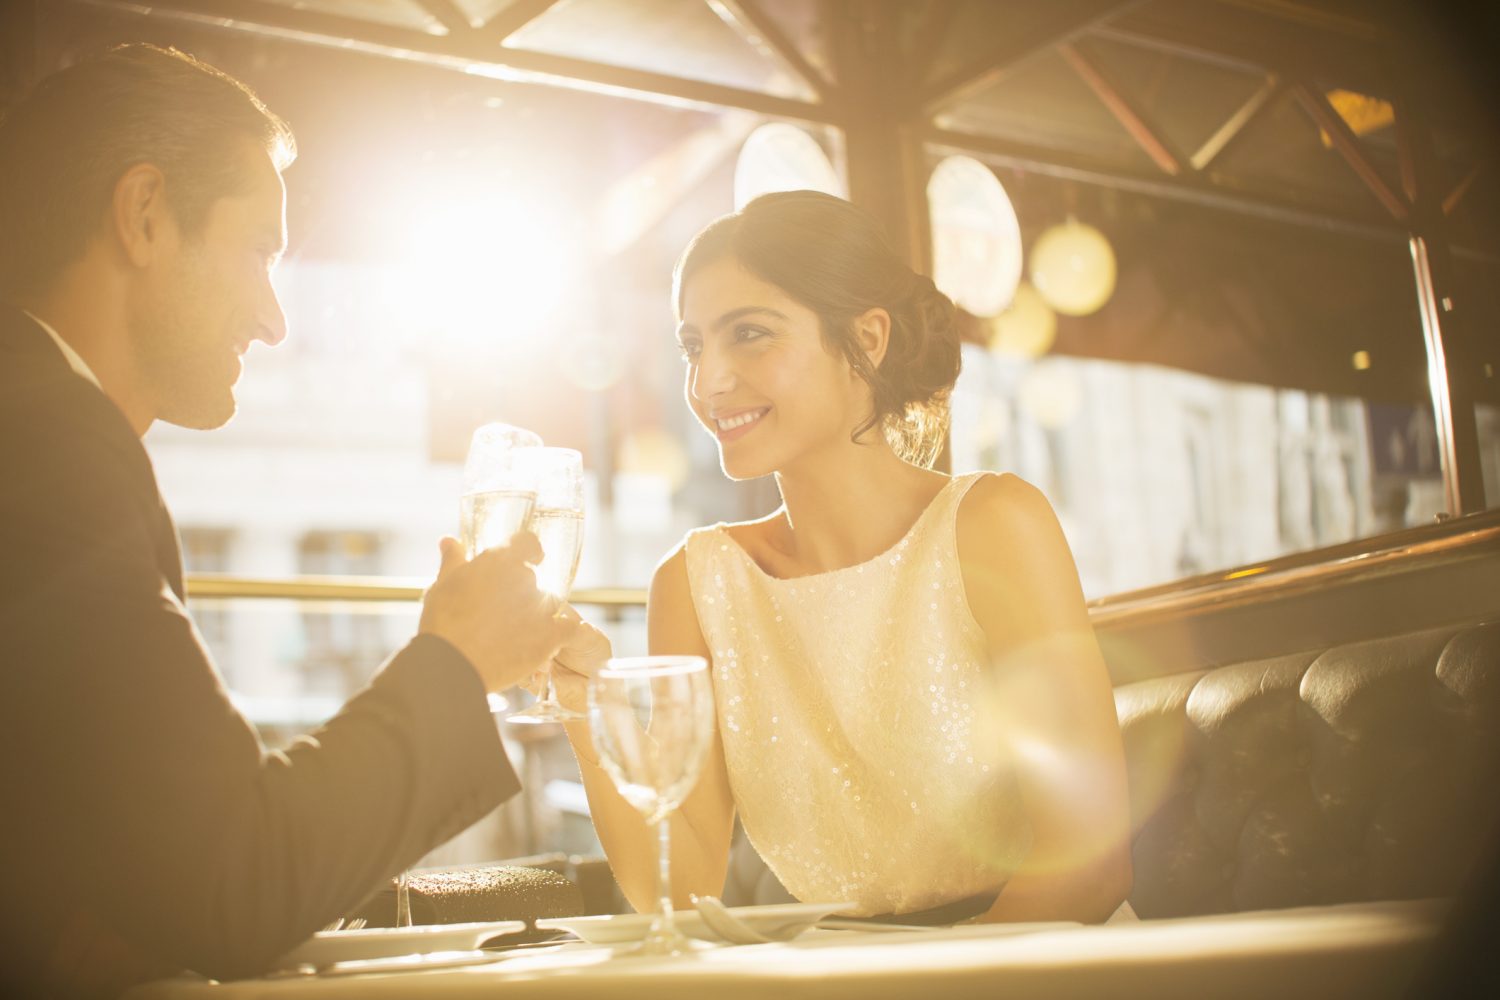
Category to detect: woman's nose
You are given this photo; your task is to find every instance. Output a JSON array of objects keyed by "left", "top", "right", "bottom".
[{"left": 689, "top": 343, "right": 734, "bottom": 400}]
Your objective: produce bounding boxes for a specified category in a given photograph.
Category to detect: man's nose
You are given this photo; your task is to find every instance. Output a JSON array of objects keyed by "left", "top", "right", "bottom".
[{"left": 255, "top": 273, "right": 288, "bottom": 347}]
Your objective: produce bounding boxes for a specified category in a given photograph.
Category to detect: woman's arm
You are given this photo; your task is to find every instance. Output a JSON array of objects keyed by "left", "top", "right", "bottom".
[
  {"left": 958, "top": 474, "right": 1133, "bottom": 924},
  {"left": 559, "top": 545, "right": 737, "bottom": 912}
]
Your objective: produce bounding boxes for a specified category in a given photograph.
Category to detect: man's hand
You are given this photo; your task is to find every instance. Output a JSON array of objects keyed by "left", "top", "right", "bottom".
[
  {"left": 418, "top": 533, "right": 578, "bottom": 694},
  {"left": 531, "top": 612, "right": 613, "bottom": 716}
]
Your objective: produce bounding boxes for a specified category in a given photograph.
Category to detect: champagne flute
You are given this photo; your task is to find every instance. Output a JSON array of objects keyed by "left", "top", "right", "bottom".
[
  {"left": 505, "top": 447, "right": 586, "bottom": 724},
  {"left": 393, "top": 423, "right": 542, "bottom": 927},
  {"left": 588, "top": 656, "right": 715, "bottom": 955},
  {"left": 459, "top": 422, "right": 543, "bottom": 559}
]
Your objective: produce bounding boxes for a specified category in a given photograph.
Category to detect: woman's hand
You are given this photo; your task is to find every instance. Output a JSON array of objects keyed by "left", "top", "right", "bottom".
[{"left": 527, "top": 607, "right": 612, "bottom": 715}]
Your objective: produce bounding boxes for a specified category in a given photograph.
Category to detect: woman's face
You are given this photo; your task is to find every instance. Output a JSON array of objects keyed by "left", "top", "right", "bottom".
[{"left": 677, "top": 256, "right": 867, "bottom": 480}]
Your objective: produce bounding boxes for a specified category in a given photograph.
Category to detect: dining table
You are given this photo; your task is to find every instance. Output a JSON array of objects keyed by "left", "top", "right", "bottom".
[{"left": 125, "top": 898, "right": 1446, "bottom": 1000}]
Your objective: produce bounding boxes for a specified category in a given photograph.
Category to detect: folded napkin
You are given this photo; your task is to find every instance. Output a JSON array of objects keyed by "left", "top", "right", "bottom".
[{"left": 352, "top": 864, "right": 584, "bottom": 930}]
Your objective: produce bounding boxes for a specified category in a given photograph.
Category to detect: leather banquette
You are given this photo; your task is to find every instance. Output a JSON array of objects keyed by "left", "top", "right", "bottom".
[{"left": 725, "top": 619, "right": 1500, "bottom": 916}]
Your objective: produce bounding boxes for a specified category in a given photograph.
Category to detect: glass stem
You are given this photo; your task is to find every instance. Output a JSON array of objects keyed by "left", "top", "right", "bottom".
[
  {"left": 396, "top": 869, "right": 411, "bottom": 927},
  {"left": 657, "top": 815, "right": 674, "bottom": 926}
]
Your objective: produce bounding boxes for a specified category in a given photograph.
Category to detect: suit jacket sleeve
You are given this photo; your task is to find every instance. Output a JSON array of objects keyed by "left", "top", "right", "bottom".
[{"left": 1, "top": 390, "right": 521, "bottom": 981}]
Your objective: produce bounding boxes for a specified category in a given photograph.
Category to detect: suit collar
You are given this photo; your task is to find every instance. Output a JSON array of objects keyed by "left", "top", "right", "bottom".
[
  {"left": 1, "top": 301, "right": 187, "bottom": 600},
  {"left": 0, "top": 300, "right": 77, "bottom": 373}
]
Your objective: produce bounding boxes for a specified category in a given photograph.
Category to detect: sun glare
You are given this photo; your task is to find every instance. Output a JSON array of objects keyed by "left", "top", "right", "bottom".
[{"left": 381, "top": 188, "right": 577, "bottom": 355}]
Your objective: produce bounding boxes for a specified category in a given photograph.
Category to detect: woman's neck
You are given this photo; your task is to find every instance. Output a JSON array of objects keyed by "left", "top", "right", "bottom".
[{"left": 769, "top": 440, "right": 947, "bottom": 575}]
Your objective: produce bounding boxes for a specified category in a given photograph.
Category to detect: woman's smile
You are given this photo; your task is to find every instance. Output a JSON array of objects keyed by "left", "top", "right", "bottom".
[{"left": 713, "top": 406, "right": 771, "bottom": 441}]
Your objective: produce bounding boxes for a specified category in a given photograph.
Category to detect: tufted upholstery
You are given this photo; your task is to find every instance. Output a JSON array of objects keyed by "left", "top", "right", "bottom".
[
  {"left": 1122, "top": 619, "right": 1500, "bottom": 918},
  {"left": 725, "top": 619, "right": 1500, "bottom": 917}
]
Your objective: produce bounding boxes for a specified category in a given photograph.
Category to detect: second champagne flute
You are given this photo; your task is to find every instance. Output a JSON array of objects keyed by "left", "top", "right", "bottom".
[{"left": 506, "top": 446, "right": 586, "bottom": 724}]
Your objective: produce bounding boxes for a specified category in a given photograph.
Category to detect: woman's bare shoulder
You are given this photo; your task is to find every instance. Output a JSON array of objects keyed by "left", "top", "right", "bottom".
[
  {"left": 956, "top": 472, "right": 1088, "bottom": 637},
  {"left": 958, "top": 472, "right": 1059, "bottom": 538}
]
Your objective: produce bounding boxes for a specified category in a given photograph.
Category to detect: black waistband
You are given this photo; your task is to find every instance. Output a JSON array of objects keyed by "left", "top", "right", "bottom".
[{"left": 851, "top": 892, "right": 997, "bottom": 926}]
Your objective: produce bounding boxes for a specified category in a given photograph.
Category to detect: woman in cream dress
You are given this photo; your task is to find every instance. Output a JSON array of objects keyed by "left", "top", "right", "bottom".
[{"left": 556, "top": 191, "right": 1131, "bottom": 924}]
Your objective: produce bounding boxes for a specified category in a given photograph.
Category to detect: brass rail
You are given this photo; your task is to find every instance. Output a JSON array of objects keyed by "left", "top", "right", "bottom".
[
  {"left": 185, "top": 510, "right": 1500, "bottom": 626},
  {"left": 185, "top": 574, "right": 647, "bottom": 608},
  {"left": 1087, "top": 511, "right": 1500, "bottom": 627}
]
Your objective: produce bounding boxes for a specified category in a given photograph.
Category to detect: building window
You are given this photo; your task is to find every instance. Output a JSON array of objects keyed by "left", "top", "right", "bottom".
[
  {"left": 179, "top": 527, "right": 233, "bottom": 652},
  {"left": 296, "top": 531, "right": 386, "bottom": 696}
]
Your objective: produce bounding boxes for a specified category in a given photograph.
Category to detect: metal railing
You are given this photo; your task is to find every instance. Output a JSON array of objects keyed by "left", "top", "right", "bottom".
[
  {"left": 185, "top": 508, "right": 1500, "bottom": 629},
  {"left": 185, "top": 574, "right": 647, "bottom": 609}
]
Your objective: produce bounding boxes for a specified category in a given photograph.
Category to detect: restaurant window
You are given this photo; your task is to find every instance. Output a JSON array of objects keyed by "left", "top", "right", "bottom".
[
  {"left": 179, "top": 527, "right": 233, "bottom": 653},
  {"left": 296, "top": 531, "right": 388, "bottom": 696},
  {"left": 939, "top": 163, "right": 1449, "bottom": 598}
]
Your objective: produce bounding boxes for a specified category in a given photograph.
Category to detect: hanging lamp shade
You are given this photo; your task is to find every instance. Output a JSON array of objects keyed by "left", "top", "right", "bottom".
[
  {"left": 927, "top": 156, "right": 1023, "bottom": 317},
  {"left": 988, "top": 281, "right": 1057, "bottom": 359},
  {"left": 734, "top": 123, "right": 844, "bottom": 210},
  {"left": 1030, "top": 218, "right": 1117, "bottom": 317}
]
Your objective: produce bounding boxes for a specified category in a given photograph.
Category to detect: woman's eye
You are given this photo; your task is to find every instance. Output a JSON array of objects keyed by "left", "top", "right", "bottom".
[
  {"left": 677, "top": 341, "right": 701, "bottom": 362},
  {"left": 733, "top": 324, "right": 769, "bottom": 344}
]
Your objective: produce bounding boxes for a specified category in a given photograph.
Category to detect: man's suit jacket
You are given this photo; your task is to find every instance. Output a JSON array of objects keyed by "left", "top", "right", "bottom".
[{"left": 0, "top": 304, "right": 520, "bottom": 997}]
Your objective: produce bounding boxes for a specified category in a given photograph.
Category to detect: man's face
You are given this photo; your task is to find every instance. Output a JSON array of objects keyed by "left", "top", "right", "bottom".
[{"left": 131, "top": 142, "right": 288, "bottom": 430}]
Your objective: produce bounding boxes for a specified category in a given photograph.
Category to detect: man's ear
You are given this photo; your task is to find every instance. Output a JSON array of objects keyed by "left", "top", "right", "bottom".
[
  {"left": 111, "top": 163, "right": 171, "bottom": 269},
  {"left": 851, "top": 306, "right": 892, "bottom": 373}
]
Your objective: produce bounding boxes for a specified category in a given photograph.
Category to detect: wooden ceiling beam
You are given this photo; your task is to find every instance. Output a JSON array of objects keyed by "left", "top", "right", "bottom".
[
  {"left": 1291, "top": 80, "right": 1409, "bottom": 222},
  {"left": 902, "top": 0, "right": 957, "bottom": 94},
  {"left": 913, "top": 0, "right": 1146, "bottom": 120},
  {"left": 80, "top": 0, "right": 838, "bottom": 124},
  {"left": 1190, "top": 74, "right": 1282, "bottom": 172},
  {"left": 1059, "top": 40, "right": 1183, "bottom": 176},
  {"left": 923, "top": 123, "right": 1406, "bottom": 243},
  {"left": 1096, "top": 13, "right": 1390, "bottom": 101},
  {"left": 1442, "top": 163, "right": 1482, "bottom": 218},
  {"left": 706, "top": 0, "right": 833, "bottom": 104},
  {"left": 475, "top": 0, "right": 563, "bottom": 45},
  {"left": 411, "top": 0, "right": 473, "bottom": 36}
]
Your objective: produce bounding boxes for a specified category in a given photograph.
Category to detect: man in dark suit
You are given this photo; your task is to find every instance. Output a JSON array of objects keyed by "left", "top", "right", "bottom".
[{"left": 0, "top": 44, "right": 596, "bottom": 997}]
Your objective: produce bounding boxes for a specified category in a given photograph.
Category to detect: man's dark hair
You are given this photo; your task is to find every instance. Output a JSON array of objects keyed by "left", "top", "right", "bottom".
[{"left": 0, "top": 43, "right": 295, "bottom": 297}]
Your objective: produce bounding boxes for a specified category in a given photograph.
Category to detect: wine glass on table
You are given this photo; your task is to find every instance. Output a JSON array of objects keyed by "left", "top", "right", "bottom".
[
  {"left": 504, "top": 446, "right": 586, "bottom": 724},
  {"left": 588, "top": 656, "right": 716, "bottom": 955},
  {"left": 394, "top": 422, "right": 541, "bottom": 928}
]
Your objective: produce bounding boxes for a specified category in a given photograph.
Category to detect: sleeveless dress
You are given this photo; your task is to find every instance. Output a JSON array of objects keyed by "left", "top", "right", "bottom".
[{"left": 683, "top": 472, "right": 1030, "bottom": 916}]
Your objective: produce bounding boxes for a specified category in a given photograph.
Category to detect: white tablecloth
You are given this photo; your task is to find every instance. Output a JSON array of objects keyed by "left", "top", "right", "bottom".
[{"left": 126, "top": 899, "right": 1447, "bottom": 1000}]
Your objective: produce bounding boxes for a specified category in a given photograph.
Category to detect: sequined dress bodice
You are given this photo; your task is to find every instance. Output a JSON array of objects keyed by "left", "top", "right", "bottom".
[{"left": 684, "top": 473, "right": 1029, "bottom": 916}]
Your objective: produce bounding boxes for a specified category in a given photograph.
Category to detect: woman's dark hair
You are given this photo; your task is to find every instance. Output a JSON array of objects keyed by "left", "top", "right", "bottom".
[
  {"left": 673, "top": 190, "right": 960, "bottom": 468},
  {"left": 0, "top": 43, "right": 295, "bottom": 298}
]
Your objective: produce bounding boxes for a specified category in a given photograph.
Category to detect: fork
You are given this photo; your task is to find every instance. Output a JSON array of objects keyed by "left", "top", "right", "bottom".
[
  {"left": 317, "top": 917, "right": 368, "bottom": 933},
  {"left": 689, "top": 895, "right": 824, "bottom": 944}
]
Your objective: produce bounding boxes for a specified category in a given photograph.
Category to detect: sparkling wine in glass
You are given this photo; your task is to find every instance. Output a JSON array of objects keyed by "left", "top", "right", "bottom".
[
  {"left": 505, "top": 446, "right": 585, "bottom": 724},
  {"left": 588, "top": 656, "right": 715, "bottom": 955},
  {"left": 459, "top": 422, "right": 543, "bottom": 559}
]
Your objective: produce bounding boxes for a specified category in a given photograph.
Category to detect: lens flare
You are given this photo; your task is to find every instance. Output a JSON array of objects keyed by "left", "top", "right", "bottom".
[{"left": 965, "top": 633, "right": 1137, "bottom": 878}]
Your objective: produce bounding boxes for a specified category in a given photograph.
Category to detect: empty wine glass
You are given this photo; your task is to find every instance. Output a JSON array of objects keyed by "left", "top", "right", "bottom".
[
  {"left": 588, "top": 656, "right": 715, "bottom": 955},
  {"left": 505, "top": 447, "right": 586, "bottom": 724}
]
